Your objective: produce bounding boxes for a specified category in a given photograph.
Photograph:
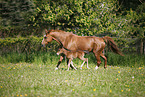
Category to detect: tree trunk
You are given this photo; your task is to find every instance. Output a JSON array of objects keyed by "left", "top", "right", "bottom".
[
  {"left": 143, "top": 40, "right": 145, "bottom": 54},
  {"left": 140, "top": 39, "right": 143, "bottom": 54}
]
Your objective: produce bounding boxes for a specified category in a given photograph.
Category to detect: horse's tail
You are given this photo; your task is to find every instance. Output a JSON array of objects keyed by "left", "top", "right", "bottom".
[{"left": 103, "top": 36, "right": 124, "bottom": 56}]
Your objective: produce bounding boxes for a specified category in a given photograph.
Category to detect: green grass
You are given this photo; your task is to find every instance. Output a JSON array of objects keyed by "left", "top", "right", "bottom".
[{"left": 0, "top": 52, "right": 145, "bottom": 97}]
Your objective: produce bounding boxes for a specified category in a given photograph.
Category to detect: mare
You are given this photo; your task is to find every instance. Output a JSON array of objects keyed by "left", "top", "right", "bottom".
[
  {"left": 57, "top": 48, "right": 89, "bottom": 71},
  {"left": 42, "top": 29, "right": 123, "bottom": 70}
]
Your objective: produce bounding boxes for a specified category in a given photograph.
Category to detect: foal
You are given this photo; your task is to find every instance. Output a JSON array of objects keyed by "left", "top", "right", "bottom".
[{"left": 57, "top": 48, "right": 89, "bottom": 71}]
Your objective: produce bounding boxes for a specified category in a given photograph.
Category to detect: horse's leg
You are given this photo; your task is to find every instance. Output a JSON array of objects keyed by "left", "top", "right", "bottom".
[
  {"left": 93, "top": 52, "right": 101, "bottom": 70},
  {"left": 55, "top": 56, "right": 64, "bottom": 70},
  {"left": 100, "top": 53, "right": 107, "bottom": 68}
]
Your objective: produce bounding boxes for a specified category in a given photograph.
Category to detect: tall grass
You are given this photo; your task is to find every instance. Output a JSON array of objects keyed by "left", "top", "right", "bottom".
[
  {"left": 107, "top": 52, "right": 145, "bottom": 67},
  {"left": 0, "top": 52, "right": 144, "bottom": 96},
  {"left": 0, "top": 52, "right": 144, "bottom": 67}
]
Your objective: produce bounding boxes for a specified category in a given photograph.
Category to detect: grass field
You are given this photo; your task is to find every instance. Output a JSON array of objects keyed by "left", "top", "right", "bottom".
[{"left": 0, "top": 52, "right": 145, "bottom": 97}]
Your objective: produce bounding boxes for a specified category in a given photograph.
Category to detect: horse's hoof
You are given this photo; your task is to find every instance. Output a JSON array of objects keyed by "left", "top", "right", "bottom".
[
  {"left": 95, "top": 66, "right": 99, "bottom": 70},
  {"left": 55, "top": 67, "right": 58, "bottom": 70}
]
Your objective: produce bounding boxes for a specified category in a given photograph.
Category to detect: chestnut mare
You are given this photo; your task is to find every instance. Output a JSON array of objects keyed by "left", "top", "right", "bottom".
[{"left": 42, "top": 29, "right": 123, "bottom": 70}]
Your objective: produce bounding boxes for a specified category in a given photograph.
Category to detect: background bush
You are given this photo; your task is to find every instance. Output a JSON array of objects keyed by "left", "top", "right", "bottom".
[
  {"left": 0, "top": 36, "right": 144, "bottom": 55},
  {"left": 0, "top": 37, "right": 59, "bottom": 54}
]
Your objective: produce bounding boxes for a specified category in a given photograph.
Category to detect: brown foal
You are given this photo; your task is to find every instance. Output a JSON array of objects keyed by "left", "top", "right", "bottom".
[{"left": 57, "top": 48, "right": 89, "bottom": 71}]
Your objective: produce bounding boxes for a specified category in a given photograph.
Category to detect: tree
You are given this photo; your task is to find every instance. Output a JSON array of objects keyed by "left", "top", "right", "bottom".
[
  {"left": 31, "top": 0, "right": 128, "bottom": 36},
  {"left": 118, "top": 1, "right": 145, "bottom": 54},
  {"left": 0, "top": 0, "right": 35, "bottom": 37}
]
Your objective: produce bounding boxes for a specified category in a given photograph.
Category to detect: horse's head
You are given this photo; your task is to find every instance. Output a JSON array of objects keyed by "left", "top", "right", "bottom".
[
  {"left": 41, "top": 34, "right": 53, "bottom": 47},
  {"left": 42, "top": 29, "right": 63, "bottom": 47},
  {"left": 42, "top": 29, "right": 55, "bottom": 47}
]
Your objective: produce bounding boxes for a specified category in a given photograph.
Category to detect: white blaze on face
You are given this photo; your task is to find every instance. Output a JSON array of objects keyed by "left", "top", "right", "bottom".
[
  {"left": 42, "top": 35, "right": 46, "bottom": 47},
  {"left": 57, "top": 52, "right": 59, "bottom": 55}
]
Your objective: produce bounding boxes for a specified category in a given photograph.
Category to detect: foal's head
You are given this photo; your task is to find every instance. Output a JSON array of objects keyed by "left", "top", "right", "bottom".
[{"left": 57, "top": 48, "right": 66, "bottom": 55}]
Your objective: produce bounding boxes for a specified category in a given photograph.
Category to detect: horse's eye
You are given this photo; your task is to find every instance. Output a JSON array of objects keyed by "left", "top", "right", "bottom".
[{"left": 44, "top": 36, "right": 47, "bottom": 39}]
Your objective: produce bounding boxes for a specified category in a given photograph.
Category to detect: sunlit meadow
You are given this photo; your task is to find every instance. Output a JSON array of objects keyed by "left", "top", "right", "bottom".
[{"left": 0, "top": 53, "right": 144, "bottom": 97}]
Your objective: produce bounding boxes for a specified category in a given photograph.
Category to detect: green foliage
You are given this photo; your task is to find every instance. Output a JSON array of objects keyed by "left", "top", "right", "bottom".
[
  {"left": 107, "top": 52, "right": 145, "bottom": 67},
  {"left": 31, "top": 0, "right": 124, "bottom": 36},
  {"left": 29, "top": 0, "right": 144, "bottom": 38},
  {"left": 0, "top": 0, "right": 144, "bottom": 39},
  {"left": 0, "top": 0, "right": 35, "bottom": 31},
  {"left": 0, "top": 37, "right": 60, "bottom": 55},
  {"left": 0, "top": 37, "right": 139, "bottom": 56},
  {"left": 118, "top": 1, "right": 145, "bottom": 38},
  {"left": 113, "top": 37, "right": 138, "bottom": 52},
  {"left": 0, "top": 1, "right": 144, "bottom": 54}
]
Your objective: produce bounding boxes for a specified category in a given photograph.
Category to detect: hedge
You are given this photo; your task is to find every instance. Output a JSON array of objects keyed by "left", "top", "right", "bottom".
[
  {"left": 0, "top": 36, "right": 60, "bottom": 54},
  {"left": 0, "top": 37, "right": 142, "bottom": 54}
]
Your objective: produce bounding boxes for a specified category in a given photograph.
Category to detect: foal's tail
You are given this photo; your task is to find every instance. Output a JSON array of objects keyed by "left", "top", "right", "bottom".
[{"left": 103, "top": 36, "right": 124, "bottom": 56}]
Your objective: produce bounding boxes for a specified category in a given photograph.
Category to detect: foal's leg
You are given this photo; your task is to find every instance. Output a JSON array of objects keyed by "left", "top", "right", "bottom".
[
  {"left": 67, "top": 59, "right": 75, "bottom": 69},
  {"left": 79, "top": 56, "right": 89, "bottom": 69},
  {"left": 56, "top": 55, "right": 74, "bottom": 70},
  {"left": 67, "top": 59, "right": 73, "bottom": 71},
  {"left": 80, "top": 61, "right": 86, "bottom": 69},
  {"left": 70, "top": 61, "right": 77, "bottom": 70},
  {"left": 86, "top": 58, "right": 89, "bottom": 69},
  {"left": 100, "top": 53, "right": 107, "bottom": 68}
]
